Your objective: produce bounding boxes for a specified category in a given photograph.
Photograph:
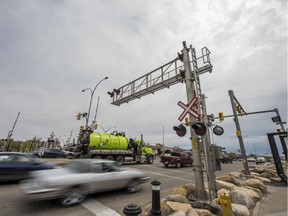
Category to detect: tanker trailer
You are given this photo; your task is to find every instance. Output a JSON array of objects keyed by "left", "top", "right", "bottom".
[{"left": 87, "top": 131, "right": 154, "bottom": 165}]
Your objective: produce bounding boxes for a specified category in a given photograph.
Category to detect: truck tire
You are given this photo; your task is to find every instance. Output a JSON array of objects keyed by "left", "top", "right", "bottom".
[
  {"left": 147, "top": 155, "right": 154, "bottom": 164},
  {"left": 176, "top": 161, "right": 181, "bottom": 168},
  {"left": 91, "top": 155, "right": 102, "bottom": 159},
  {"left": 106, "top": 155, "right": 114, "bottom": 161},
  {"left": 116, "top": 155, "right": 125, "bottom": 165}
]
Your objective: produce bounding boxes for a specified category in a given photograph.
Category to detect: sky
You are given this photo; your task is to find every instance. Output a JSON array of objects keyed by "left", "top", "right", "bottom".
[{"left": 0, "top": 0, "right": 287, "bottom": 156}]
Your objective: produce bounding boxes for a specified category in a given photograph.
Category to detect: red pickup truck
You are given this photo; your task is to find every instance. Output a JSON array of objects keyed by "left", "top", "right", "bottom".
[{"left": 160, "top": 151, "right": 193, "bottom": 168}]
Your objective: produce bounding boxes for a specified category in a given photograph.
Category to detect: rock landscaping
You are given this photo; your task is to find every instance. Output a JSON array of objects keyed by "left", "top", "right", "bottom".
[{"left": 140, "top": 162, "right": 287, "bottom": 216}]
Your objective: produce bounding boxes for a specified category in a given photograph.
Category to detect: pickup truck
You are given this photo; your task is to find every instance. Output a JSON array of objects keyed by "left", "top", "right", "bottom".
[{"left": 160, "top": 151, "right": 193, "bottom": 168}]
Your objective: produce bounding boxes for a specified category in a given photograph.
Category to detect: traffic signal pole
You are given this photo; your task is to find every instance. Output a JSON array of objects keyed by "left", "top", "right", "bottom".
[
  {"left": 182, "top": 42, "right": 206, "bottom": 199},
  {"left": 228, "top": 90, "right": 250, "bottom": 175}
]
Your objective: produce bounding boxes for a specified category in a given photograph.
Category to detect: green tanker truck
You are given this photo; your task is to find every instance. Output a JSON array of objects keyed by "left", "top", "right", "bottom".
[{"left": 78, "top": 130, "right": 155, "bottom": 165}]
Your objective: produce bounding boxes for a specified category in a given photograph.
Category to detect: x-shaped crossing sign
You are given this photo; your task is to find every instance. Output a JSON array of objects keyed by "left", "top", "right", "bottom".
[{"left": 178, "top": 96, "right": 200, "bottom": 121}]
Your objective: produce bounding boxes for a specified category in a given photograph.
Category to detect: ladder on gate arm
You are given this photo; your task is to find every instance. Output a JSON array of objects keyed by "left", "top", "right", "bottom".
[{"left": 108, "top": 41, "right": 215, "bottom": 200}]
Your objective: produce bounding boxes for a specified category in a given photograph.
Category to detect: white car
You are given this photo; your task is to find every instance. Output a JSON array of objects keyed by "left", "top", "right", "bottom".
[
  {"left": 20, "top": 159, "right": 150, "bottom": 206},
  {"left": 247, "top": 157, "right": 256, "bottom": 162},
  {"left": 256, "top": 157, "right": 267, "bottom": 164}
]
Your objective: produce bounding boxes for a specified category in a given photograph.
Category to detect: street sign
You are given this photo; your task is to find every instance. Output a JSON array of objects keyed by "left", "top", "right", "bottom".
[{"left": 177, "top": 97, "right": 200, "bottom": 121}]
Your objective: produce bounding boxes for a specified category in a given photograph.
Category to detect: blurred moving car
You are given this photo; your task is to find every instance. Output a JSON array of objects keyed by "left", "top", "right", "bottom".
[
  {"left": 0, "top": 152, "right": 55, "bottom": 182},
  {"left": 247, "top": 157, "right": 256, "bottom": 162},
  {"left": 31, "top": 148, "right": 76, "bottom": 159},
  {"left": 20, "top": 159, "right": 150, "bottom": 206},
  {"left": 256, "top": 156, "right": 267, "bottom": 164}
]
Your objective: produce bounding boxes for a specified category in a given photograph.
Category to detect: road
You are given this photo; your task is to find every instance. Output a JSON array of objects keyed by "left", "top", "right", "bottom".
[{"left": 0, "top": 159, "right": 244, "bottom": 216}]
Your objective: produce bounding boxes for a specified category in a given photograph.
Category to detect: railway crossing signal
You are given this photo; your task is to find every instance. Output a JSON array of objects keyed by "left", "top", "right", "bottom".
[{"left": 109, "top": 42, "right": 214, "bottom": 200}]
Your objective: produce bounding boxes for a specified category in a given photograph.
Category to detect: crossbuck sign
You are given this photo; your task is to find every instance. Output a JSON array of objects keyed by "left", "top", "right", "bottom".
[{"left": 178, "top": 96, "right": 200, "bottom": 121}]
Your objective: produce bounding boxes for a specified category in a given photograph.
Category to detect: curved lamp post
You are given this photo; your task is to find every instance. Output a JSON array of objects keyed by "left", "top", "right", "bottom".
[{"left": 82, "top": 76, "right": 108, "bottom": 128}]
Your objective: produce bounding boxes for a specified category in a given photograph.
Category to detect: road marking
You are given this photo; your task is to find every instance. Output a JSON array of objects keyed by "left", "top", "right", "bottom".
[
  {"left": 143, "top": 170, "right": 193, "bottom": 182},
  {"left": 141, "top": 164, "right": 194, "bottom": 174},
  {"left": 81, "top": 198, "right": 121, "bottom": 216}
]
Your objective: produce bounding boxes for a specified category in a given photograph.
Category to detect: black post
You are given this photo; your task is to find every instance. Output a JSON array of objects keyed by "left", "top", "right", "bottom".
[
  {"left": 150, "top": 179, "right": 162, "bottom": 216},
  {"left": 123, "top": 203, "right": 142, "bottom": 216}
]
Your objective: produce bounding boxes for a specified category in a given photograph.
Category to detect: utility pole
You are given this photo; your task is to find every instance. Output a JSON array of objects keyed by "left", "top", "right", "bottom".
[{"left": 5, "top": 112, "right": 20, "bottom": 151}]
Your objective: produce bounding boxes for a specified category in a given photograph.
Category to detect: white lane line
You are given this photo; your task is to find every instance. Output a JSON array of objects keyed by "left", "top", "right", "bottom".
[
  {"left": 140, "top": 164, "right": 194, "bottom": 174},
  {"left": 144, "top": 170, "right": 193, "bottom": 182},
  {"left": 81, "top": 198, "right": 121, "bottom": 216}
]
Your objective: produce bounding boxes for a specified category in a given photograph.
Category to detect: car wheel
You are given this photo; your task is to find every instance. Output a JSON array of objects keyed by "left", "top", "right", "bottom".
[
  {"left": 116, "top": 155, "right": 125, "bottom": 165},
  {"left": 127, "top": 181, "right": 140, "bottom": 193},
  {"left": 147, "top": 155, "right": 154, "bottom": 164},
  {"left": 176, "top": 162, "right": 181, "bottom": 168},
  {"left": 66, "top": 155, "right": 74, "bottom": 159},
  {"left": 60, "top": 187, "right": 86, "bottom": 206}
]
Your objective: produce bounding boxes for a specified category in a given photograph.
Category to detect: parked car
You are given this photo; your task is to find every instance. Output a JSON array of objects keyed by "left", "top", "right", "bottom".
[
  {"left": 20, "top": 159, "right": 150, "bottom": 206},
  {"left": 256, "top": 156, "right": 267, "bottom": 164},
  {"left": 31, "top": 148, "right": 76, "bottom": 159},
  {"left": 247, "top": 157, "right": 256, "bottom": 162},
  {"left": 0, "top": 152, "right": 55, "bottom": 182},
  {"left": 160, "top": 151, "right": 193, "bottom": 168}
]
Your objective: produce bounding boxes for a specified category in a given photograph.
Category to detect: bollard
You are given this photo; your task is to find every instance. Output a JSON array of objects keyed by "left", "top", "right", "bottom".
[
  {"left": 149, "top": 179, "right": 163, "bottom": 216},
  {"left": 216, "top": 192, "right": 233, "bottom": 216},
  {"left": 123, "top": 203, "right": 142, "bottom": 216}
]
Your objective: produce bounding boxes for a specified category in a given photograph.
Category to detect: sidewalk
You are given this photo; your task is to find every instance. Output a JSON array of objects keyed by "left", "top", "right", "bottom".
[{"left": 253, "top": 183, "right": 287, "bottom": 216}]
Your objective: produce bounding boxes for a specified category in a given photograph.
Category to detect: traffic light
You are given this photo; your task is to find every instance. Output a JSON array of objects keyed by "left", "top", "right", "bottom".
[
  {"left": 76, "top": 113, "right": 81, "bottom": 121},
  {"left": 218, "top": 112, "right": 224, "bottom": 121},
  {"left": 191, "top": 123, "right": 207, "bottom": 136},
  {"left": 173, "top": 124, "right": 187, "bottom": 137}
]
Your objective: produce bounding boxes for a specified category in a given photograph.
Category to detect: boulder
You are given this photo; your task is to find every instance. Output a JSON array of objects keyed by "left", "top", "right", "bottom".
[
  {"left": 166, "top": 201, "right": 192, "bottom": 213},
  {"left": 230, "top": 190, "right": 255, "bottom": 210},
  {"left": 170, "top": 211, "right": 186, "bottom": 216},
  {"left": 231, "top": 203, "right": 250, "bottom": 216},
  {"left": 172, "top": 188, "right": 188, "bottom": 196},
  {"left": 187, "top": 207, "right": 200, "bottom": 216},
  {"left": 216, "top": 180, "right": 238, "bottom": 191},
  {"left": 217, "top": 175, "right": 241, "bottom": 186},
  {"left": 232, "top": 187, "right": 261, "bottom": 202},
  {"left": 242, "top": 178, "right": 267, "bottom": 194},
  {"left": 160, "top": 201, "right": 173, "bottom": 216},
  {"left": 195, "top": 209, "right": 217, "bottom": 216},
  {"left": 229, "top": 171, "right": 242, "bottom": 178},
  {"left": 163, "top": 194, "right": 189, "bottom": 203}
]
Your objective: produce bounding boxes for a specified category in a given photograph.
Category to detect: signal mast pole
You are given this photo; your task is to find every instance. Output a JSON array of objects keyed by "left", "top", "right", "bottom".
[{"left": 182, "top": 42, "right": 206, "bottom": 199}]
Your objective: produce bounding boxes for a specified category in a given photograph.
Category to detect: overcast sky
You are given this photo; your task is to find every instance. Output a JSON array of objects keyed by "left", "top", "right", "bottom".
[{"left": 0, "top": 0, "right": 287, "bottom": 155}]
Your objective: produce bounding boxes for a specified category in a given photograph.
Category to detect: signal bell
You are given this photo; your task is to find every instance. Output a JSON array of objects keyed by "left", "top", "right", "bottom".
[
  {"left": 173, "top": 124, "right": 187, "bottom": 137},
  {"left": 191, "top": 122, "right": 207, "bottom": 136}
]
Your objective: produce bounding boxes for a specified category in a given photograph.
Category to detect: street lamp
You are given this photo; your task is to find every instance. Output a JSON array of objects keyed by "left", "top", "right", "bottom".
[{"left": 82, "top": 76, "right": 108, "bottom": 128}]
